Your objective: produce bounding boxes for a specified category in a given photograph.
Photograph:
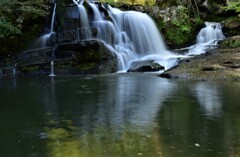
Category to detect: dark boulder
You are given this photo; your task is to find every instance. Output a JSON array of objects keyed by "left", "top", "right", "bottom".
[
  {"left": 0, "top": 40, "right": 118, "bottom": 77},
  {"left": 222, "top": 17, "right": 240, "bottom": 37},
  {"left": 56, "top": 40, "right": 118, "bottom": 75},
  {"left": 127, "top": 59, "right": 165, "bottom": 72}
]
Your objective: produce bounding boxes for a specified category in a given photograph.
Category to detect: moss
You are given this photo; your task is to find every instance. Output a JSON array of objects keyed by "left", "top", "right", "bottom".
[
  {"left": 158, "top": 7, "right": 203, "bottom": 47},
  {"left": 76, "top": 63, "right": 96, "bottom": 71},
  {"left": 21, "top": 65, "right": 40, "bottom": 73},
  {"left": 220, "top": 36, "right": 240, "bottom": 48}
]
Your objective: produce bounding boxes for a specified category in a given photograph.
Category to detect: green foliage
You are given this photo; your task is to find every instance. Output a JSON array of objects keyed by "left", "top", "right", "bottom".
[
  {"left": 160, "top": 7, "right": 203, "bottom": 47},
  {"left": 224, "top": 2, "right": 240, "bottom": 13},
  {"left": 0, "top": 19, "right": 21, "bottom": 39},
  {"left": 0, "top": 0, "right": 48, "bottom": 39},
  {"left": 99, "top": 0, "right": 155, "bottom": 5},
  {"left": 220, "top": 37, "right": 240, "bottom": 48},
  {"left": 0, "top": 0, "right": 49, "bottom": 56},
  {"left": 21, "top": 65, "right": 40, "bottom": 73}
]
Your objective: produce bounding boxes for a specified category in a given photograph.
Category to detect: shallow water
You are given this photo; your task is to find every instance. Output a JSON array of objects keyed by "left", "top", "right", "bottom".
[{"left": 0, "top": 74, "right": 240, "bottom": 157}]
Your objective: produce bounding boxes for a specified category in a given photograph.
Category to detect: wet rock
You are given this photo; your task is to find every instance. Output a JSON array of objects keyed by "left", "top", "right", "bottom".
[
  {"left": 57, "top": 40, "right": 118, "bottom": 74},
  {"left": 57, "top": 29, "right": 79, "bottom": 43},
  {"left": 0, "top": 48, "right": 52, "bottom": 77},
  {"left": 127, "top": 59, "right": 165, "bottom": 72},
  {"left": 159, "top": 73, "right": 172, "bottom": 79},
  {"left": 0, "top": 40, "right": 118, "bottom": 77},
  {"left": 17, "top": 48, "right": 52, "bottom": 66},
  {"left": 132, "top": 5, "right": 145, "bottom": 12}
]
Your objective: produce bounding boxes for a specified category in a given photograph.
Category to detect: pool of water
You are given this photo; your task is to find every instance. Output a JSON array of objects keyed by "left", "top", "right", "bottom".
[{"left": 0, "top": 73, "right": 240, "bottom": 157}]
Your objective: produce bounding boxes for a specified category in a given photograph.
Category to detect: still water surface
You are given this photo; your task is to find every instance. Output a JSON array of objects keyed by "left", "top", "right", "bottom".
[{"left": 0, "top": 73, "right": 240, "bottom": 157}]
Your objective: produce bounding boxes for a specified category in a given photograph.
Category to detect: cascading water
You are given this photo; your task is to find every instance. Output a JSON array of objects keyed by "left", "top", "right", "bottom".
[
  {"left": 12, "top": 64, "right": 17, "bottom": 77},
  {"left": 89, "top": 3, "right": 103, "bottom": 21},
  {"left": 40, "top": 0, "right": 225, "bottom": 74},
  {"left": 31, "top": 2, "right": 57, "bottom": 76},
  {"left": 108, "top": 7, "right": 178, "bottom": 71},
  {"left": 50, "top": 3, "right": 57, "bottom": 33},
  {"left": 33, "top": 3, "right": 57, "bottom": 48},
  {"left": 49, "top": 60, "right": 55, "bottom": 77},
  {"left": 74, "top": 0, "right": 92, "bottom": 40},
  {"left": 187, "top": 22, "right": 225, "bottom": 55},
  {"left": 49, "top": 3, "right": 57, "bottom": 77},
  {"left": 72, "top": 1, "right": 179, "bottom": 71}
]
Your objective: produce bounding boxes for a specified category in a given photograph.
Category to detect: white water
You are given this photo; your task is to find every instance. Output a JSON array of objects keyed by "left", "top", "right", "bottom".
[
  {"left": 33, "top": 3, "right": 57, "bottom": 48},
  {"left": 87, "top": 4, "right": 179, "bottom": 71},
  {"left": 49, "top": 60, "right": 56, "bottom": 77},
  {"left": 12, "top": 64, "right": 17, "bottom": 77},
  {"left": 32, "top": 34, "right": 51, "bottom": 48},
  {"left": 113, "top": 8, "right": 182, "bottom": 70},
  {"left": 187, "top": 22, "right": 224, "bottom": 55},
  {"left": 50, "top": 3, "right": 57, "bottom": 33},
  {"left": 49, "top": 3, "right": 57, "bottom": 77},
  {"left": 35, "top": 1, "right": 225, "bottom": 74},
  {"left": 89, "top": 3, "right": 103, "bottom": 21}
]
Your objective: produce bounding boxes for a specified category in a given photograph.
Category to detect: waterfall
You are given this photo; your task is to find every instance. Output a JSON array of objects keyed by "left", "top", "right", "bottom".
[
  {"left": 78, "top": 5, "right": 90, "bottom": 28},
  {"left": 31, "top": 0, "right": 225, "bottom": 74},
  {"left": 108, "top": 7, "right": 178, "bottom": 70},
  {"left": 33, "top": 3, "right": 56, "bottom": 48},
  {"left": 12, "top": 64, "right": 17, "bottom": 77},
  {"left": 49, "top": 60, "right": 55, "bottom": 77},
  {"left": 50, "top": 3, "right": 57, "bottom": 33},
  {"left": 49, "top": 3, "right": 57, "bottom": 77},
  {"left": 187, "top": 22, "right": 225, "bottom": 55},
  {"left": 81, "top": 3, "right": 178, "bottom": 71},
  {"left": 89, "top": 3, "right": 103, "bottom": 21},
  {"left": 197, "top": 22, "right": 224, "bottom": 44}
]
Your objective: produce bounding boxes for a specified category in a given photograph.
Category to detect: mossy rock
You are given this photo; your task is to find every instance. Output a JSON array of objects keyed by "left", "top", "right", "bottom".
[
  {"left": 223, "top": 17, "right": 240, "bottom": 36},
  {"left": 57, "top": 40, "right": 118, "bottom": 74},
  {"left": 220, "top": 35, "right": 240, "bottom": 48}
]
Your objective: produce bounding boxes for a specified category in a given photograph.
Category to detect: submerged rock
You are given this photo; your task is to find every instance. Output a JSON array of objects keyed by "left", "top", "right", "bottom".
[{"left": 127, "top": 59, "right": 165, "bottom": 72}]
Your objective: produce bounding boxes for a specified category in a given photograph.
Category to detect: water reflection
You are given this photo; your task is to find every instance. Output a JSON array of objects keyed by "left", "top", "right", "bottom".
[
  {"left": 193, "top": 82, "right": 222, "bottom": 118},
  {"left": 158, "top": 81, "right": 240, "bottom": 157},
  {"left": 41, "top": 74, "right": 176, "bottom": 157},
  {"left": 93, "top": 74, "right": 176, "bottom": 132},
  {"left": 1, "top": 75, "right": 240, "bottom": 157}
]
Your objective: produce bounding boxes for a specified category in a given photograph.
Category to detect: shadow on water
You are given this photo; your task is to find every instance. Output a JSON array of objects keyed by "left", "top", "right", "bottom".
[{"left": 0, "top": 74, "right": 240, "bottom": 157}]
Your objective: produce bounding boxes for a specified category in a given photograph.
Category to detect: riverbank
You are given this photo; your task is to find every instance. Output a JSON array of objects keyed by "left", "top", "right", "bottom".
[{"left": 160, "top": 38, "right": 240, "bottom": 81}]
